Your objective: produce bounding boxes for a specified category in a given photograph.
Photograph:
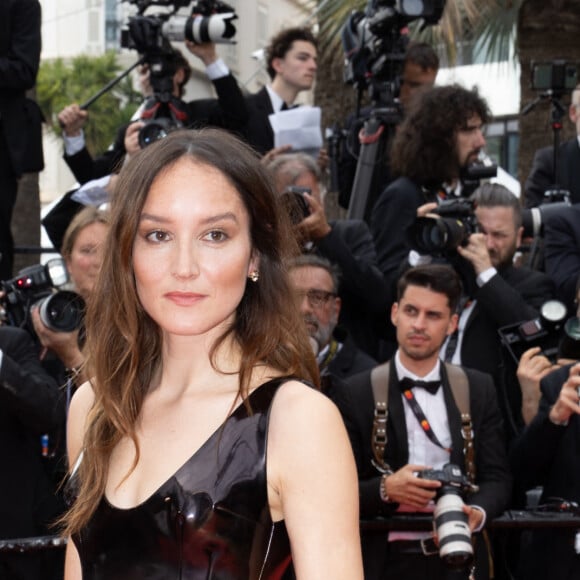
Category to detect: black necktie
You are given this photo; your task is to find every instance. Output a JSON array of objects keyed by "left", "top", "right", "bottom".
[
  {"left": 399, "top": 377, "right": 441, "bottom": 395},
  {"left": 280, "top": 102, "right": 289, "bottom": 111}
]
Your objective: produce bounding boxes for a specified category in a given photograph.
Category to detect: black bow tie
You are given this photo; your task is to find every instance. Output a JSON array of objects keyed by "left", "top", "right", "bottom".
[
  {"left": 399, "top": 377, "right": 441, "bottom": 395},
  {"left": 280, "top": 102, "right": 298, "bottom": 111}
]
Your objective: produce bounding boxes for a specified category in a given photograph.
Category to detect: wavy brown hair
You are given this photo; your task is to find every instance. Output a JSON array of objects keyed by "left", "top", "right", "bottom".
[{"left": 62, "top": 128, "right": 319, "bottom": 536}]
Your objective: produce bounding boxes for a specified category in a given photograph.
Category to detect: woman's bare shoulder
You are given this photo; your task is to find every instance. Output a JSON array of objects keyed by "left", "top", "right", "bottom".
[{"left": 269, "top": 379, "right": 345, "bottom": 446}]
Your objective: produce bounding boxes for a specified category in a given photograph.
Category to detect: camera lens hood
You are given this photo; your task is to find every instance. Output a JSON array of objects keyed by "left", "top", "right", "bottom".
[{"left": 38, "top": 291, "right": 86, "bottom": 333}]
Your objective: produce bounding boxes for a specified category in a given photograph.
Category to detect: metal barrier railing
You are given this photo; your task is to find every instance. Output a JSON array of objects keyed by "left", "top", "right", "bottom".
[
  {"left": 0, "top": 535, "right": 67, "bottom": 554},
  {"left": 361, "top": 511, "right": 580, "bottom": 532},
  {"left": 2, "top": 512, "right": 579, "bottom": 554}
]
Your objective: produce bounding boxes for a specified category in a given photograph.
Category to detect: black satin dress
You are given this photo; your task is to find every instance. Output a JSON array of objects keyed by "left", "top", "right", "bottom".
[{"left": 72, "top": 378, "right": 293, "bottom": 579}]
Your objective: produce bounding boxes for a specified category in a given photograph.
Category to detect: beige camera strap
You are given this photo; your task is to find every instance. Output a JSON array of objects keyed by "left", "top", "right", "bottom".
[
  {"left": 370, "top": 361, "right": 475, "bottom": 483},
  {"left": 445, "top": 363, "right": 476, "bottom": 484}
]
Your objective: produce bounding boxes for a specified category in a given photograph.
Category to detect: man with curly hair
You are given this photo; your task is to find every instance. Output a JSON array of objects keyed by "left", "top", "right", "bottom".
[{"left": 371, "top": 85, "right": 489, "bottom": 293}]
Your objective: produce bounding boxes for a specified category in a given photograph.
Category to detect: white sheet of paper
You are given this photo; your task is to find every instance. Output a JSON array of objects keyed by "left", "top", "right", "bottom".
[
  {"left": 268, "top": 106, "right": 323, "bottom": 155},
  {"left": 71, "top": 174, "right": 111, "bottom": 206}
]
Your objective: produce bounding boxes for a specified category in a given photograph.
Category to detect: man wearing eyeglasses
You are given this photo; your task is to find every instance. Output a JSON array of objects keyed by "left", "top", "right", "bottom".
[{"left": 288, "top": 254, "right": 376, "bottom": 381}]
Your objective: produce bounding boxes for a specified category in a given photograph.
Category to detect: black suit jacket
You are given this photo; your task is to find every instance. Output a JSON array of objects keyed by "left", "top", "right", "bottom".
[
  {"left": 543, "top": 203, "right": 580, "bottom": 315},
  {"left": 524, "top": 138, "right": 580, "bottom": 207},
  {"left": 326, "top": 334, "right": 377, "bottom": 381},
  {"left": 460, "top": 266, "right": 555, "bottom": 433},
  {"left": 370, "top": 176, "right": 430, "bottom": 291},
  {"left": 0, "top": 326, "right": 64, "bottom": 577},
  {"left": 63, "top": 72, "right": 248, "bottom": 185},
  {"left": 510, "top": 363, "right": 580, "bottom": 579},
  {"left": 242, "top": 86, "right": 275, "bottom": 156},
  {"left": 317, "top": 219, "right": 391, "bottom": 358},
  {"left": 331, "top": 361, "right": 511, "bottom": 579},
  {"left": 0, "top": 0, "right": 43, "bottom": 176}
]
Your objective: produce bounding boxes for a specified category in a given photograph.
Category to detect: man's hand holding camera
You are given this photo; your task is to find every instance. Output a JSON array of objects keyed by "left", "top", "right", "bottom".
[
  {"left": 518, "top": 346, "right": 561, "bottom": 424},
  {"left": 383, "top": 464, "right": 484, "bottom": 532},
  {"left": 297, "top": 190, "right": 331, "bottom": 241},
  {"left": 30, "top": 306, "right": 83, "bottom": 371},
  {"left": 124, "top": 121, "right": 145, "bottom": 158},
  {"left": 185, "top": 40, "right": 218, "bottom": 66},
  {"left": 549, "top": 362, "right": 580, "bottom": 425},
  {"left": 456, "top": 232, "right": 493, "bottom": 276},
  {"left": 463, "top": 504, "right": 484, "bottom": 533},
  {"left": 382, "top": 464, "right": 441, "bottom": 508}
]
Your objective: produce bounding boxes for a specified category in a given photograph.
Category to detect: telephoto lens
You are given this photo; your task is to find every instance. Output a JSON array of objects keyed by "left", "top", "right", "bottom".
[
  {"left": 138, "top": 118, "right": 177, "bottom": 149},
  {"left": 433, "top": 492, "right": 473, "bottom": 568},
  {"left": 37, "top": 291, "right": 85, "bottom": 333},
  {"left": 417, "top": 463, "right": 478, "bottom": 569}
]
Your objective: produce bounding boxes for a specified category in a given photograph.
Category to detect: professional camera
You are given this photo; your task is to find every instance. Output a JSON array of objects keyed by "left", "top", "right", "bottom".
[
  {"left": 460, "top": 155, "right": 498, "bottom": 197},
  {"left": 499, "top": 299, "right": 580, "bottom": 364},
  {"left": 121, "top": 0, "right": 237, "bottom": 55},
  {"left": 418, "top": 463, "right": 479, "bottom": 569},
  {"left": 0, "top": 259, "right": 85, "bottom": 336},
  {"left": 121, "top": 0, "right": 237, "bottom": 146},
  {"left": 342, "top": 0, "right": 446, "bottom": 89},
  {"left": 280, "top": 186, "right": 311, "bottom": 226},
  {"left": 531, "top": 60, "right": 579, "bottom": 94},
  {"left": 137, "top": 115, "right": 178, "bottom": 148},
  {"left": 407, "top": 198, "right": 478, "bottom": 255}
]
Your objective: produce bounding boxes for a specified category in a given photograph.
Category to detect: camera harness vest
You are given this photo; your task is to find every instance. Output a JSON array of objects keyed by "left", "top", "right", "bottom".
[{"left": 370, "top": 361, "right": 476, "bottom": 484}]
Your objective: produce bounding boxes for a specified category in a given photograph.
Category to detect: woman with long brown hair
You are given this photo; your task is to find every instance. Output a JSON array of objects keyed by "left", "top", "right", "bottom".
[{"left": 62, "top": 129, "right": 363, "bottom": 579}]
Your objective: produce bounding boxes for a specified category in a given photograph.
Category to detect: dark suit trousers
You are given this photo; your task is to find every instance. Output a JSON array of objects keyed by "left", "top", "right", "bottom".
[
  {"left": 365, "top": 537, "right": 485, "bottom": 580},
  {"left": 384, "top": 551, "right": 471, "bottom": 580},
  {"left": 0, "top": 123, "right": 19, "bottom": 280}
]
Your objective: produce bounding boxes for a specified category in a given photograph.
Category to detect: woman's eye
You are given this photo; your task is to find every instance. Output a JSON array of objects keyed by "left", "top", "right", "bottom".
[
  {"left": 146, "top": 230, "right": 169, "bottom": 243},
  {"left": 205, "top": 230, "right": 227, "bottom": 242}
]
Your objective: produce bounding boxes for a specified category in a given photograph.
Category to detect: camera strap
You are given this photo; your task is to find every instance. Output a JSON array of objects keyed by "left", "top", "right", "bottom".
[
  {"left": 400, "top": 387, "right": 451, "bottom": 453},
  {"left": 370, "top": 361, "right": 476, "bottom": 483}
]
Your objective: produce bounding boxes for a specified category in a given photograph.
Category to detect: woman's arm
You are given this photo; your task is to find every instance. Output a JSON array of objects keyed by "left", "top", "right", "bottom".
[
  {"left": 267, "top": 381, "right": 364, "bottom": 580},
  {"left": 64, "top": 541, "right": 82, "bottom": 580},
  {"left": 64, "top": 381, "right": 95, "bottom": 580}
]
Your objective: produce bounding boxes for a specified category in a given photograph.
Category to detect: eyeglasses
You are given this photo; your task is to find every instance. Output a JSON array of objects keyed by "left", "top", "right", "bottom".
[{"left": 294, "top": 289, "right": 336, "bottom": 308}]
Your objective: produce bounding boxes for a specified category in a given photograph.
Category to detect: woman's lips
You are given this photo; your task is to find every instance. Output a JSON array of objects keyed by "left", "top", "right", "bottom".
[{"left": 164, "top": 292, "right": 205, "bottom": 306}]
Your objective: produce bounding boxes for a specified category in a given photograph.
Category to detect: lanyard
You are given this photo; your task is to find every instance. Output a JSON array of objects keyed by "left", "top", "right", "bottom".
[{"left": 401, "top": 386, "right": 452, "bottom": 453}]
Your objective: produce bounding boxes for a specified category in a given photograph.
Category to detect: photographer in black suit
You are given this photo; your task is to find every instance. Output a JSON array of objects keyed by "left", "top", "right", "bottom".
[
  {"left": 370, "top": 85, "right": 489, "bottom": 298},
  {"left": 543, "top": 203, "right": 580, "bottom": 316},
  {"left": 0, "top": 0, "right": 43, "bottom": 280},
  {"left": 0, "top": 325, "right": 63, "bottom": 580},
  {"left": 57, "top": 41, "right": 247, "bottom": 186},
  {"left": 438, "top": 184, "right": 556, "bottom": 436},
  {"left": 268, "top": 152, "right": 389, "bottom": 359},
  {"left": 332, "top": 265, "right": 511, "bottom": 580},
  {"left": 511, "top": 357, "right": 580, "bottom": 580},
  {"left": 524, "top": 83, "right": 580, "bottom": 208},
  {"left": 337, "top": 41, "right": 439, "bottom": 211}
]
